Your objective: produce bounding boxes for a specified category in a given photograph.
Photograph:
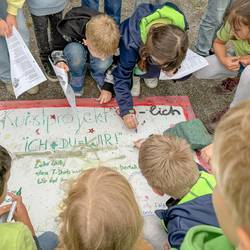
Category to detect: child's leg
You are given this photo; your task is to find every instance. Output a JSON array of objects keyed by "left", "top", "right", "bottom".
[
  {"left": 89, "top": 55, "right": 112, "bottom": 88},
  {"left": 49, "top": 11, "right": 64, "bottom": 51},
  {"left": 194, "top": 55, "right": 237, "bottom": 79},
  {"left": 104, "top": 0, "right": 122, "bottom": 24},
  {"left": 64, "top": 42, "right": 87, "bottom": 92},
  {"left": 0, "top": 1, "right": 29, "bottom": 85},
  {"left": 81, "top": 0, "right": 99, "bottom": 10},
  {"left": 134, "top": 0, "right": 165, "bottom": 8},
  {"left": 30, "top": 14, "right": 50, "bottom": 62},
  {"left": 195, "top": 0, "right": 231, "bottom": 56},
  {"left": 37, "top": 231, "right": 58, "bottom": 250},
  {"left": 230, "top": 66, "right": 250, "bottom": 107}
]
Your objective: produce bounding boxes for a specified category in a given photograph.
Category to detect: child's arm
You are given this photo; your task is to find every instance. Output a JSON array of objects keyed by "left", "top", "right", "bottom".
[
  {"left": 8, "top": 192, "right": 35, "bottom": 236},
  {"left": 213, "top": 38, "right": 240, "bottom": 71}
]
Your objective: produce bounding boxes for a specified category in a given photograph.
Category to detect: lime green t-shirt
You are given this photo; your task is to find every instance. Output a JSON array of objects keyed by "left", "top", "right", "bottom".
[
  {"left": 217, "top": 22, "right": 250, "bottom": 56},
  {"left": 0, "top": 222, "right": 37, "bottom": 250},
  {"left": 170, "top": 225, "right": 235, "bottom": 250}
]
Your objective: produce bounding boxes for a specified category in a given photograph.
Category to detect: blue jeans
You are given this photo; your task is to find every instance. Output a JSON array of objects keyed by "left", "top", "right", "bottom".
[
  {"left": 195, "top": 0, "right": 231, "bottom": 56},
  {"left": 81, "top": 0, "right": 121, "bottom": 24},
  {"left": 37, "top": 231, "right": 58, "bottom": 250},
  {"left": 63, "top": 42, "right": 112, "bottom": 92},
  {"left": 0, "top": 0, "right": 29, "bottom": 84},
  {"left": 134, "top": 0, "right": 165, "bottom": 7}
]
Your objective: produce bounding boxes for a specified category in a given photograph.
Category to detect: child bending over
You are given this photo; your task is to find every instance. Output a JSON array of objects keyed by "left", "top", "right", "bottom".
[
  {"left": 136, "top": 135, "right": 218, "bottom": 249},
  {"left": 0, "top": 145, "right": 57, "bottom": 250},
  {"left": 56, "top": 167, "right": 153, "bottom": 250}
]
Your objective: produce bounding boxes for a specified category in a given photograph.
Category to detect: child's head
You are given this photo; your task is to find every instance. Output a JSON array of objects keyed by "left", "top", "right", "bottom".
[
  {"left": 224, "top": 0, "right": 250, "bottom": 40},
  {"left": 0, "top": 145, "right": 11, "bottom": 203},
  {"left": 84, "top": 14, "right": 120, "bottom": 60},
  {"left": 138, "top": 135, "right": 199, "bottom": 199},
  {"left": 138, "top": 24, "right": 188, "bottom": 73},
  {"left": 58, "top": 167, "right": 143, "bottom": 250},
  {"left": 212, "top": 100, "right": 250, "bottom": 249}
]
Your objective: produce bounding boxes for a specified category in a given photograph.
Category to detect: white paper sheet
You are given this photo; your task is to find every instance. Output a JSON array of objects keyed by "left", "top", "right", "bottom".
[
  {"left": 5, "top": 27, "right": 46, "bottom": 97},
  {"left": 49, "top": 59, "right": 77, "bottom": 110},
  {"left": 159, "top": 49, "right": 209, "bottom": 80}
]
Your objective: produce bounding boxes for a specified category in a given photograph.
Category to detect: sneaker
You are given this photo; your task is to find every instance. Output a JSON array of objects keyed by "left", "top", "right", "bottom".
[
  {"left": 42, "top": 59, "right": 58, "bottom": 82},
  {"left": 27, "top": 85, "right": 39, "bottom": 95},
  {"left": 144, "top": 78, "right": 158, "bottom": 88},
  {"left": 5, "top": 83, "right": 15, "bottom": 96},
  {"left": 74, "top": 88, "right": 84, "bottom": 97},
  {"left": 131, "top": 76, "right": 141, "bottom": 97},
  {"left": 217, "top": 77, "right": 239, "bottom": 93}
]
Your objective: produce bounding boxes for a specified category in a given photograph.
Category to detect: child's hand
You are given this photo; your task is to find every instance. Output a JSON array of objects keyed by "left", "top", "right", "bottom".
[
  {"left": 0, "top": 19, "right": 11, "bottom": 37},
  {"left": 240, "top": 55, "right": 250, "bottom": 66},
  {"left": 200, "top": 144, "right": 213, "bottom": 165},
  {"left": 56, "top": 62, "right": 69, "bottom": 72},
  {"left": 6, "top": 14, "right": 17, "bottom": 36},
  {"left": 0, "top": 204, "right": 11, "bottom": 216},
  {"left": 134, "top": 138, "right": 146, "bottom": 149},
  {"left": 123, "top": 113, "right": 138, "bottom": 129},
  {"left": 7, "top": 192, "right": 35, "bottom": 235},
  {"left": 221, "top": 56, "right": 240, "bottom": 71},
  {"left": 97, "top": 90, "right": 112, "bottom": 104}
]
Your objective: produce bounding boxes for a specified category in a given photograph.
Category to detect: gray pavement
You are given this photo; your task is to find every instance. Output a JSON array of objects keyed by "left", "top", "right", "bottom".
[{"left": 0, "top": 0, "right": 233, "bottom": 125}]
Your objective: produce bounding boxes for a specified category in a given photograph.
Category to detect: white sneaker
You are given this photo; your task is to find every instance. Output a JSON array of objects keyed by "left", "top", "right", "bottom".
[
  {"left": 27, "top": 86, "right": 39, "bottom": 95},
  {"left": 144, "top": 78, "right": 158, "bottom": 88},
  {"left": 75, "top": 88, "right": 84, "bottom": 97},
  {"left": 131, "top": 76, "right": 141, "bottom": 97}
]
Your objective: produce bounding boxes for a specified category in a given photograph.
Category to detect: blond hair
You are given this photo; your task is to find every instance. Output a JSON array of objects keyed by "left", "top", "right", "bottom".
[
  {"left": 139, "top": 135, "right": 199, "bottom": 198},
  {"left": 86, "top": 14, "right": 120, "bottom": 57},
  {"left": 213, "top": 100, "right": 250, "bottom": 233},
  {"left": 57, "top": 167, "right": 143, "bottom": 250}
]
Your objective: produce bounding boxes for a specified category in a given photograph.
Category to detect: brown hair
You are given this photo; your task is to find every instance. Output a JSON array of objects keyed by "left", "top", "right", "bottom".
[
  {"left": 138, "top": 24, "right": 188, "bottom": 73},
  {"left": 223, "top": 0, "right": 250, "bottom": 38},
  {"left": 86, "top": 14, "right": 120, "bottom": 57},
  {"left": 138, "top": 135, "right": 199, "bottom": 198},
  {"left": 0, "top": 145, "right": 11, "bottom": 196},
  {"left": 213, "top": 100, "right": 250, "bottom": 233},
  {"left": 57, "top": 167, "right": 143, "bottom": 250}
]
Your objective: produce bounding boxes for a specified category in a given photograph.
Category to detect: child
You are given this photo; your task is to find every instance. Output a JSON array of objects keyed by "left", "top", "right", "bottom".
[
  {"left": 52, "top": 6, "right": 120, "bottom": 102},
  {"left": 195, "top": 0, "right": 231, "bottom": 57},
  {"left": 26, "top": 0, "right": 68, "bottom": 82},
  {"left": 56, "top": 167, "right": 153, "bottom": 250},
  {"left": 81, "top": 0, "right": 122, "bottom": 25},
  {"left": 171, "top": 100, "right": 250, "bottom": 250},
  {"left": 112, "top": 3, "right": 189, "bottom": 129},
  {"left": 134, "top": 0, "right": 165, "bottom": 8},
  {"left": 195, "top": 0, "right": 250, "bottom": 118},
  {"left": 0, "top": 145, "right": 58, "bottom": 250},
  {"left": 136, "top": 135, "right": 218, "bottom": 249},
  {"left": 0, "top": 0, "right": 38, "bottom": 96}
]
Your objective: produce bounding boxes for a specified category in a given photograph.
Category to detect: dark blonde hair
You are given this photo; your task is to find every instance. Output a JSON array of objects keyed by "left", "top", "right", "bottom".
[
  {"left": 223, "top": 0, "right": 250, "bottom": 38},
  {"left": 213, "top": 100, "right": 250, "bottom": 234},
  {"left": 57, "top": 167, "right": 143, "bottom": 250},
  {"left": 138, "top": 24, "right": 188, "bottom": 72},
  {"left": 86, "top": 14, "right": 120, "bottom": 57},
  {"left": 0, "top": 145, "right": 11, "bottom": 196},
  {"left": 139, "top": 135, "right": 199, "bottom": 198}
]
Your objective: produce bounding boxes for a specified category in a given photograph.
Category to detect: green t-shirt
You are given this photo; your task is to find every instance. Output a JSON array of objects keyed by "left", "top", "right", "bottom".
[
  {"left": 217, "top": 22, "right": 250, "bottom": 56},
  {"left": 170, "top": 225, "right": 235, "bottom": 250},
  {"left": 0, "top": 222, "right": 37, "bottom": 250}
]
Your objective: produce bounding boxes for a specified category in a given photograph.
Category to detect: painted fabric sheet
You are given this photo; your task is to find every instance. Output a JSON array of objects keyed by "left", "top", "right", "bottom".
[{"left": 0, "top": 97, "right": 195, "bottom": 235}]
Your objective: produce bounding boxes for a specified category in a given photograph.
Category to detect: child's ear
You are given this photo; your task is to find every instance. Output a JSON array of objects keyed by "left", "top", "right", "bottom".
[
  {"left": 237, "top": 227, "right": 250, "bottom": 250},
  {"left": 152, "top": 187, "right": 164, "bottom": 196}
]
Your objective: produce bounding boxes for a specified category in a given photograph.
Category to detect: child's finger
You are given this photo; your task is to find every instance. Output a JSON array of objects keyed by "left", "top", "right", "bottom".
[{"left": 0, "top": 204, "right": 11, "bottom": 216}]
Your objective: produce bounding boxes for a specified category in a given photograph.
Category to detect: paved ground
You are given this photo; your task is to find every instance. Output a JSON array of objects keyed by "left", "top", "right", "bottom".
[{"left": 0, "top": 0, "right": 233, "bottom": 126}]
